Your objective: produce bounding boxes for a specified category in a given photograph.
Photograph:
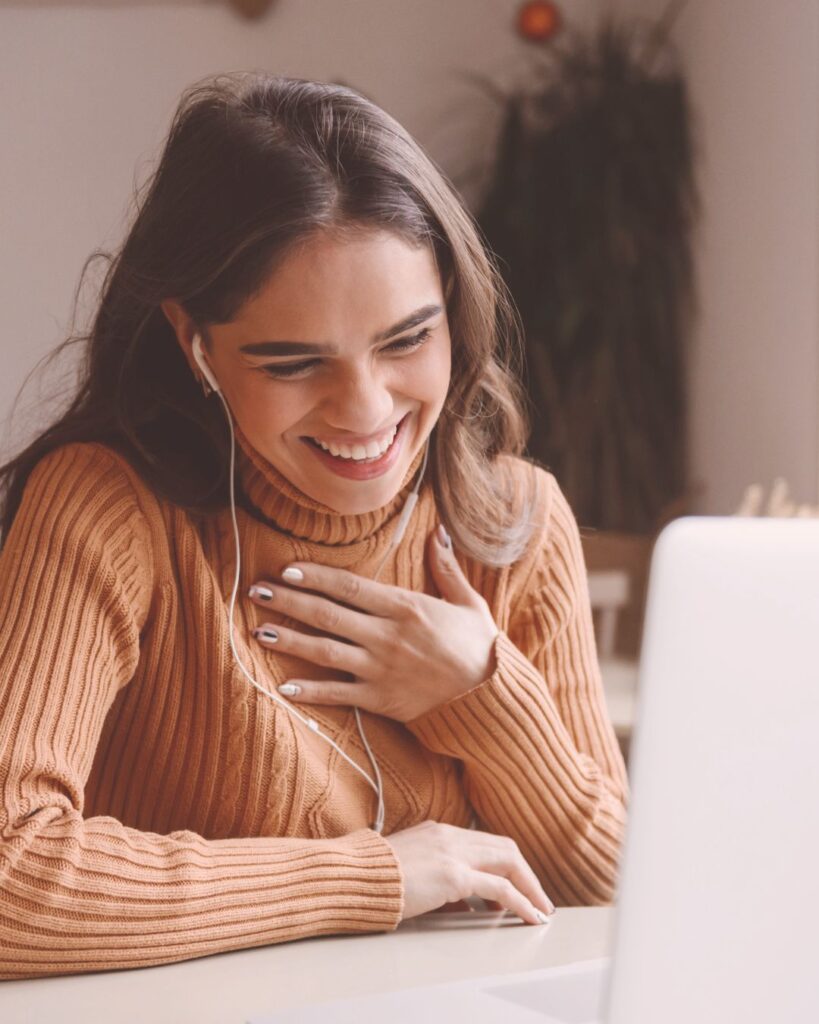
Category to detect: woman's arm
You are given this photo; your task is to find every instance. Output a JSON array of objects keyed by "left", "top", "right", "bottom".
[
  {"left": 0, "top": 445, "right": 402, "bottom": 980},
  {"left": 404, "top": 471, "right": 628, "bottom": 906}
]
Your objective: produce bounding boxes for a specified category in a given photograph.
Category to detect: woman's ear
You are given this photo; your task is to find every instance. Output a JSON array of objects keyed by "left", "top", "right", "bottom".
[
  {"left": 160, "top": 299, "right": 199, "bottom": 377},
  {"left": 160, "top": 297, "right": 186, "bottom": 336}
]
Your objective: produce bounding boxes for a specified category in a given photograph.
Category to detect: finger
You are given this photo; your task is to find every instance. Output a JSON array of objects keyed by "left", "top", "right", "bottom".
[
  {"left": 253, "top": 622, "right": 370, "bottom": 677},
  {"left": 276, "top": 678, "right": 378, "bottom": 712},
  {"left": 483, "top": 899, "right": 505, "bottom": 912},
  {"left": 249, "top": 582, "right": 378, "bottom": 648},
  {"left": 467, "top": 870, "right": 551, "bottom": 926},
  {"left": 478, "top": 837, "right": 556, "bottom": 918},
  {"left": 273, "top": 563, "right": 414, "bottom": 618},
  {"left": 427, "top": 525, "right": 483, "bottom": 608}
]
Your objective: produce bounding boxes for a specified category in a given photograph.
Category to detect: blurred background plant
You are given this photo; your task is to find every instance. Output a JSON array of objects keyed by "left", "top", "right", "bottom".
[{"left": 457, "top": 0, "right": 698, "bottom": 534}]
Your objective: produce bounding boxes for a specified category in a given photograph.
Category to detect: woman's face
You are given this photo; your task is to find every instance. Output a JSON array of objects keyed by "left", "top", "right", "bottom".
[{"left": 165, "top": 228, "right": 452, "bottom": 514}]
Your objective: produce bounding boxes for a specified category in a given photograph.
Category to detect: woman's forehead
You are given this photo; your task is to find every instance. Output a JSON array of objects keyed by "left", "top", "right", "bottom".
[{"left": 231, "top": 231, "right": 443, "bottom": 337}]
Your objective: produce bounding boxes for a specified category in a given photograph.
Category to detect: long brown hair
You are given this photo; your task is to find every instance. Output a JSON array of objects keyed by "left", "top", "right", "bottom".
[{"left": 0, "top": 72, "right": 539, "bottom": 566}]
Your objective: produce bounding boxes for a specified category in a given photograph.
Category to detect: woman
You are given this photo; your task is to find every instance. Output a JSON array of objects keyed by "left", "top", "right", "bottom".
[{"left": 0, "top": 73, "right": 628, "bottom": 979}]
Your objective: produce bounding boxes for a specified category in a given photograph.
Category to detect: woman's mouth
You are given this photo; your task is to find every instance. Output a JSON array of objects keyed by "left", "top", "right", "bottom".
[{"left": 300, "top": 413, "right": 411, "bottom": 481}]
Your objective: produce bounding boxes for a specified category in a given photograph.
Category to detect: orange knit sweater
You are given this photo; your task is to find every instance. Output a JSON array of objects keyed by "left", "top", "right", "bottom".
[{"left": 0, "top": 429, "right": 627, "bottom": 979}]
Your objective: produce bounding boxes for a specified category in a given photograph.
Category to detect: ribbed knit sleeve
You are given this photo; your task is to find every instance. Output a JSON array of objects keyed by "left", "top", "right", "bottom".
[
  {"left": 404, "top": 472, "right": 628, "bottom": 906},
  {"left": 0, "top": 444, "right": 402, "bottom": 980}
]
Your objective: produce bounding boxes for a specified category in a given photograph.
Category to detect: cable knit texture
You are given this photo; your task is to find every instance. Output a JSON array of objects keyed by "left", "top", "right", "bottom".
[{"left": 0, "top": 429, "right": 628, "bottom": 979}]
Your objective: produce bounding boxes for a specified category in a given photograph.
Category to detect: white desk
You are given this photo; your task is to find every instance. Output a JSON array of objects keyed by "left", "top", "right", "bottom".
[{"left": 0, "top": 907, "right": 614, "bottom": 1023}]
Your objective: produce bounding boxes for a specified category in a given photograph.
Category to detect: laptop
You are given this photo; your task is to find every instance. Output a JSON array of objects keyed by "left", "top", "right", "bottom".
[{"left": 249, "top": 517, "right": 819, "bottom": 1024}]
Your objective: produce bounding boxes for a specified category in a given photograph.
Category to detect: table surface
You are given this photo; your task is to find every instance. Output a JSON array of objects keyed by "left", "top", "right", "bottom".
[{"left": 0, "top": 906, "right": 614, "bottom": 1024}]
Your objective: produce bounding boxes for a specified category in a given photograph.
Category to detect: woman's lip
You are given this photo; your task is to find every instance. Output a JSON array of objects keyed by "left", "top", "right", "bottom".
[
  {"left": 301, "top": 413, "right": 408, "bottom": 448},
  {"left": 300, "top": 412, "right": 411, "bottom": 480}
]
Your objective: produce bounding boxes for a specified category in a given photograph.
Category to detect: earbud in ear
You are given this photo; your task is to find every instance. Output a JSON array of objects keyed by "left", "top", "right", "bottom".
[{"left": 191, "top": 333, "right": 221, "bottom": 396}]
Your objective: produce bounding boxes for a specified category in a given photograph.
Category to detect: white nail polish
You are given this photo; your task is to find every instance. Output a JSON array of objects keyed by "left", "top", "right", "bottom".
[
  {"left": 282, "top": 567, "right": 304, "bottom": 582},
  {"left": 535, "top": 909, "right": 551, "bottom": 924},
  {"left": 278, "top": 683, "right": 301, "bottom": 696}
]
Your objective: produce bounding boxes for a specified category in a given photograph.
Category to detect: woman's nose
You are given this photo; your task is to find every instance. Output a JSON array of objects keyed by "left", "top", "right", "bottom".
[{"left": 321, "top": 368, "right": 395, "bottom": 432}]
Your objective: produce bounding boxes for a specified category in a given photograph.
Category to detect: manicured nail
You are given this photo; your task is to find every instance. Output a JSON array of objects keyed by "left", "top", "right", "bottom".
[
  {"left": 282, "top": 567, "right": 304, "bottom": 582},
  {"left": 278, "top": 683, "right": 301, "bottom": 696},
  {"left": 437, "top": 524, "right": 451, "bottom": 549},
  {"left": 535, "top": 909, "right": 550, "bottom": 924},
  {"left": 253, "top": 626, "right": 279, "bottom": 643},
  {"left": 248, "top": 584, "right": 274, "bottom": 601}
]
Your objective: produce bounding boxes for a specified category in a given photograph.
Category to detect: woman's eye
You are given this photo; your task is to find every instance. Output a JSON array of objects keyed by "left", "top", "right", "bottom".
[
  {"left": 389, "top": 325, "right": 433, "bottom": 352},
  {"left": 259, "top": 326, "right": 433, "bottom": 380},
  {"left": 260, "top": 361, "right": 317, "bottom": 379}
]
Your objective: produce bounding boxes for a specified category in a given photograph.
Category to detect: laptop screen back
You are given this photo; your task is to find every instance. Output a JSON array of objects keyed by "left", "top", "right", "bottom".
[{"left": 607, "top": 517, "right": 819, "bottom": 1024}]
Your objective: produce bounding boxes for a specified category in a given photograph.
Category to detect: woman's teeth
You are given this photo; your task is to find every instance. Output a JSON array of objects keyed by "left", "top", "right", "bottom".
[{"left": 313, "top": 423, "right": 398, "bottom": 461}]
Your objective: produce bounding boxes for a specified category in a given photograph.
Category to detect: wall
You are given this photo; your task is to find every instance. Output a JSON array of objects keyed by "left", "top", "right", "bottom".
[{"left": 681, "top": 0, "right": 819, "bottom": 513}]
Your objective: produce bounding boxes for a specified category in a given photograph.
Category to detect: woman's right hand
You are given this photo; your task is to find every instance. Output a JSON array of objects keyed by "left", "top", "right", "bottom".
[{"left": 383, "top": 819, "right": 556, "bottom": 924}]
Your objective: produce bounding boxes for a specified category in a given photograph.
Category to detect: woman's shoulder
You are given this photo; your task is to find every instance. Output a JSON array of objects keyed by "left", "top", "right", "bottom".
[
  {"left": 4, "top": 442, "right": 158, "bottom": 618},
  {"left": 25, "top": 440, "right": 159, "bottom": 518},
  {"left": 12, "top": 442, "right": 163, "bottom": 573}
]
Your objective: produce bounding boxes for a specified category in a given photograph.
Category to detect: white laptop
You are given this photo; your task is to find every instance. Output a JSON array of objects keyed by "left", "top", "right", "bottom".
[{"left": 249, "top": 517, "right": 819, "bottom": 1024}]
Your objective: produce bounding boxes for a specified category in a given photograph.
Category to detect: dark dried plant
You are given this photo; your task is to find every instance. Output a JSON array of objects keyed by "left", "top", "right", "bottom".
[{"left": 458, "top": 1, "right": 699, "bottom": 533}]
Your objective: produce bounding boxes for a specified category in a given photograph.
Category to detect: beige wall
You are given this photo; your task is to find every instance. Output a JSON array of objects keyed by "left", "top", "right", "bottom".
[
  {"left": 680, "top": 0, "right": 819, "bottom": 513},
  {"left": 616, "top": 0, "right": 819, "bottom": 513}
]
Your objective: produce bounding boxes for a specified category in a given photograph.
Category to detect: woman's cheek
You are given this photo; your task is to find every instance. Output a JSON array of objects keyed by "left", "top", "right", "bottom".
[
  {"left": 420, "top": 335, "right": 452, "bottom": 403},
  {"left": 237, "top": 376, "right": 307, "bottom": 446},
  {"left": 399, "top": 330, "right": 450, "bottom": 387}
]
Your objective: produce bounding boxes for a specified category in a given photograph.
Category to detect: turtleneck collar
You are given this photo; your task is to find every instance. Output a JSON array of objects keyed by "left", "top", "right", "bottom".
[{"left": 233, "top": 421, "right": 428, "bottom": 546}]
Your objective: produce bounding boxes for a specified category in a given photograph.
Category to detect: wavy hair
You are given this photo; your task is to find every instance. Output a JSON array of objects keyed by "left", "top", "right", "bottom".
[{"left": 0, "top": 72, "right": 539, "bottom": 566}]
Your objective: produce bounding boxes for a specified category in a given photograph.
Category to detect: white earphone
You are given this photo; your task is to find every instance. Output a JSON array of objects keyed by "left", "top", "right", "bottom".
[
  {"left": 194, "top": 336, "right": 221, "bottom": 396},
  {"left": 190, "top": 332, "right": 429, "bottom": 833}
]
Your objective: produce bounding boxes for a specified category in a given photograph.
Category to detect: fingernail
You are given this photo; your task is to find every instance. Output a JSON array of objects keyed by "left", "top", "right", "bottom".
[
  {"left": 282, "top": 567, "right": 304, "bottom": 582},
  {"left": 253, "top": 626, "right": 279, "bottom": 643},
  {"left": 535, "top": 909, "right": 551, "bottom": 924},
  {"left": 278, "top": 683, "right": 301, "bottom": 696},
  {"left": 248, "top": 584, "right": 274, "bottom": 602},
  {"left": 437, "top": 524, "right": 451, "bottom": 549}
]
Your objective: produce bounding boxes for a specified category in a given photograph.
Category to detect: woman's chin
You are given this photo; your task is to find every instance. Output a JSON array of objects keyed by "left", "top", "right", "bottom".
[{"left": 311, "top": 480, "right": 403, "bottom": 515}]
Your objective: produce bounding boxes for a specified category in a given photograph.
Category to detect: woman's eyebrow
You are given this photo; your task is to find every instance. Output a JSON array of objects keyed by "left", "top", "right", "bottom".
[{"left": 238, "top": 303, "right": 443, "bottom": 357}]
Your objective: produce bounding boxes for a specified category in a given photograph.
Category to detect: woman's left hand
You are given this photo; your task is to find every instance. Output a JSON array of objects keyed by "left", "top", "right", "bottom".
[{"left": 248, "top": 524, "right": 500, "bottom": 723}]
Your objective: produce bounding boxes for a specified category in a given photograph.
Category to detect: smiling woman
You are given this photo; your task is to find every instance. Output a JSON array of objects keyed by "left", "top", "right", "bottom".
[{"left": 0, "top": 71, "right": 627, "bottom": 979}]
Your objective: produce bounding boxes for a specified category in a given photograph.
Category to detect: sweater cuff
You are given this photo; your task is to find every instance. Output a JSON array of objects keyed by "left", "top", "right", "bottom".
[
  {"left": 295, "top": 826, "right": 405, "bottom": 932},
  {"left": 404, "top": 630, "right": 549, "bottom": 754}
]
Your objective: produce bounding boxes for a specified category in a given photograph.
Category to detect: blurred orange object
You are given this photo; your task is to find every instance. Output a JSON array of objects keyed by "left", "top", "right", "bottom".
[{"left": 517, "top": 1, "right": 562, "bottom": 42}]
